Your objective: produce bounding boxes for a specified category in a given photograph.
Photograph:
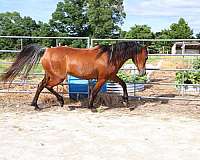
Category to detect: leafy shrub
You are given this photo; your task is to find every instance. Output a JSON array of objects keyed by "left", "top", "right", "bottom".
[
  {"left": 193, "top": 58, "right": 200, "bottom": 69},
  {"left": 117, "top": 70, "right": 148, "bottom": 83},
  {"left": 176, "top": 59, "right": 200, "bottom": 84},
  {"left": 176, "top": 71, "right": 200, "bottom": 84}
]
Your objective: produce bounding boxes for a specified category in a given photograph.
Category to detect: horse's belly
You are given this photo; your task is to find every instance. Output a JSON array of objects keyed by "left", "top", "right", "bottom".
[{"left": 67, "top": 64, "right": 97, "bottom": 79}]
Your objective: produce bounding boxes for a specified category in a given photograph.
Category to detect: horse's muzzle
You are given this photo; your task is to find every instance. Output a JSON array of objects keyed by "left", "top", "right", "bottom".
[{"left": 139, "top": 68, "right": 146, "bottom": 76}]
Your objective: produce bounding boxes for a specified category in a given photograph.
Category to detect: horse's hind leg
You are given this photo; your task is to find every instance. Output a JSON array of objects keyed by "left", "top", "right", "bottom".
[
  {"left": 45, "top": 76, "right": 65, "bottom": 107},
  {"left": 45, "top": 87, "right": 64, "bottom": 107},
  {"left": 31, "top": 75, "right": 48, "bottom": 110}
]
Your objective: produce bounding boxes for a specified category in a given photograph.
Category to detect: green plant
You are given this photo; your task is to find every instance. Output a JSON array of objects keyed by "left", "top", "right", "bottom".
[
  {"left": 176, "top": 71, "right": 200, "bottom": 84},
  {"left": 176, "top": 59, "right": 200, "bottom": 84},
  {"left": 117, "top": 70, "right": 148, "bottom": 83},
  {"left": 193, "top": 58, "right": 200, "bottom": 69}
]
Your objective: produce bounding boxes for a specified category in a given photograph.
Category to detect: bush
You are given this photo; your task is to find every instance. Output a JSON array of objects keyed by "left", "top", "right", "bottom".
[
  {"left": 176, "top": 59, "right": 200, "bottom": 84},
  {"left": 117, "top": 70, "right": 148, "bottom": 83},
  {"left": 193, "top": 58, "right": 200, "bottom": 69}
]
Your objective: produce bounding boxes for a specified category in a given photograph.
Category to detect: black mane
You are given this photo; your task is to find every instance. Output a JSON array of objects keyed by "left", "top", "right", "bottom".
[{"left": 99, "top": 41, "right": 142, "bottom": 62}]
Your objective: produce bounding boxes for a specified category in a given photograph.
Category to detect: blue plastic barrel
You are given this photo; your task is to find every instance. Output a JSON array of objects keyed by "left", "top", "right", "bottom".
[{"left": 68, "top": 76, "right": 107, "bottom": 100}]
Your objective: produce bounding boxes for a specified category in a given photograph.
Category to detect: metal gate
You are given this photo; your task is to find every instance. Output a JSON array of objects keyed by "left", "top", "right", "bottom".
[{"left": 0, "top": 36, "right": 200, "bottom": 101}]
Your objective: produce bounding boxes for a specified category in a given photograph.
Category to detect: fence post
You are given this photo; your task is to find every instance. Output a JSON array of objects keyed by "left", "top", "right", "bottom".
[{"left": 20, "top": 38, "right": 23, "bottom": 50}]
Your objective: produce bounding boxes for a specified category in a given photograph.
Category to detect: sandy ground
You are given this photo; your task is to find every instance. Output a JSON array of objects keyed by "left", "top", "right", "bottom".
[
  {"left": 0, "top": 57, "right": 200, "bottom": 160},
  {"left": 0, "top": 93, "right": 200, "bottom": 160}
]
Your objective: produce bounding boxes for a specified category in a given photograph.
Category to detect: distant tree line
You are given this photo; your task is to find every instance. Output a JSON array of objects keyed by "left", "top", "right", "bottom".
[{"left": 0, "top": 0, "right": 198, "bottom": 57}]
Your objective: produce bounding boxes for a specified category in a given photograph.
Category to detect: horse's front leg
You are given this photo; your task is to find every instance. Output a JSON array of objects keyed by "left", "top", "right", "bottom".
[
  {"left": 110, "top": 75, "right": 128, "bottom": 106},
  {"left": 88, "top": 79, "right": 106, "bottom": 112}
]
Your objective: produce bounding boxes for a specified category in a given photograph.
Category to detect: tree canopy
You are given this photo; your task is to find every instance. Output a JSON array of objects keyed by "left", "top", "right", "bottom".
[
  {"left": 0, "top": 1, "right": 199, "bottom": 55},
  {"left": 0, "top": 12, "right": 38, "bottom": 36},
  {"left": 169, "top": 18, "right": 193, "bottom": 39},
  {"left": 125, "top": 25, "right": 154, "bottom": 39},
  {"left": 50, "top": 0, "right": 125, "bottom": 38}
]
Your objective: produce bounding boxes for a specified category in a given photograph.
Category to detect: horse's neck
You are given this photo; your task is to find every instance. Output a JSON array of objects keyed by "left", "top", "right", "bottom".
[{"left": 111, "top": 57, "right": 130, "bottom": 71}]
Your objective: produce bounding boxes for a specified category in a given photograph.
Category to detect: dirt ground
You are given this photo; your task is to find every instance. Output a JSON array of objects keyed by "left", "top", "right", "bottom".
[
  {"left": 0, "top": 57, "right": 200, "bottom": 160},
  {"left": 0, "top": 93, "right": 200, "bottom": 160}
]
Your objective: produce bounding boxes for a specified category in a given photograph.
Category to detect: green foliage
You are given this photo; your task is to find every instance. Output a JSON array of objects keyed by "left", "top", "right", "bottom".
[
  {"left": 50, "top": 0, "right": 125, "bottom": 38},
  {"left": 148, "top": 18, "right": 193, "bottom": 54},
  {"left": 0, "top": 5, "right": 195, "bottom": 60},
  {"left": 0, "top": 12, "right": 37, "bottom": 51},
  {"left": 169, "top": 18, "right": 193, "bottom": 39},
  {"left": 0, "top": 12, "right": 38, "bottom": 36},
  {"left": 154, "top": 18, "right": 193, "bottom": 39},
  {"left": 32, "top": 22, "right": 56, "bottom": 47},
  {"left": 176, "top": 71, "right": 200, "bottom": 84},
  {"left": 125, "top": 25, "right": 154, "bottom": 39},
  {"left": 117, "top": 70, "right": 148, "bottom": 83},
  {"left": 176, "top": 59, "right": 200, "bottom": 84},
  {"left": 50, "top": 0, "right": 88, "bottom": 36},
  {"left": 192, "top": 58, "right": 200, "bottom": 69},
  {"left": 0, "top": 12, "right": 57, "bottom": 55},
  {"left": 88, "top": 0, "right": 125, "bottom": 38}
]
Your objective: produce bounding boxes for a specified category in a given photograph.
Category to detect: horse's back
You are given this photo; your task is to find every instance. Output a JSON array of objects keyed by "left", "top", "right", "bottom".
[{"left": 40, "top": 46, "right": 109, "bottom": 79}]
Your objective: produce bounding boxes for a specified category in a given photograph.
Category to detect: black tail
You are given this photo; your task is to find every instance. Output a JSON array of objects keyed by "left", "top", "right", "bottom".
[{"left": 1, "top": 44, "right": 45, "bottom": 83}]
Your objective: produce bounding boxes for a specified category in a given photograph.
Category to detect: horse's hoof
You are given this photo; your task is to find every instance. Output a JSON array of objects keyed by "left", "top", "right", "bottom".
[
  {"left": 58, "top": 99, "right": 64, "bottom": 107},
  {"left": 123, "top": 101, "right": 129, "bottom": 107},
  {"left": 34, "top": 106, "right": 42, "bottom": 111},
  {"left": 129, "top": 106, "right": 136, "bottom": 111},
  {"left": 31, "top": 102, "right": 36, "bottom": 106},
  {"left": 67, "top": 106, "right": 75, "bottom": 111},
  {"left": 91, "top": 108, "right": 97, "bottom": 113}
]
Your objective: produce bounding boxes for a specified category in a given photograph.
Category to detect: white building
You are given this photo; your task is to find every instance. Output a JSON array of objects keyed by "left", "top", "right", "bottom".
[{"left": 172, "top": 42, "right": 200, "bottom": 54}]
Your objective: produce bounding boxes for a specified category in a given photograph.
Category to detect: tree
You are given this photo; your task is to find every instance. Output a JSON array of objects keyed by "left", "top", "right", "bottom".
[
  {"left": 0, "top": 12, "right": 56, "bottom": 56},
  {"left": 32, "top": 22, "right": 57, "bottom": 47},
  {"left": 50, "top": 0, "right": 88, "bottom": 37},
  {"left": 0, "top": 12, "right": 38, "bottom": 36},
  {"left": 125, "top": 25, "right": 154, "bottom": 39},
  {"left": 87, "top": 0, "right": 125, "bottom": 38},
  {"left": 124, "top": 25, "right": 154, "bottom": 50},
  {"left": 0, "top": 12, "right": 38, "bottom": 54},
  {"left": 152, "top": 18, "right": 193, "bottom": 54},
  {"left": 169, "top": 18, "right": 193, "bottom": 39},
  {"left": 152, "top": 29, "right": 172, "bottom": 54},
  {"left": 49, "top": 0, "right": 126, "bottom": 39}
]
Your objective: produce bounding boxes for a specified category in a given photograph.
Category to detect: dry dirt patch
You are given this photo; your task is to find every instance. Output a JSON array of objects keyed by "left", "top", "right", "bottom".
[{"left": 0, "top": 93, "right": 200, "bottom": 160}]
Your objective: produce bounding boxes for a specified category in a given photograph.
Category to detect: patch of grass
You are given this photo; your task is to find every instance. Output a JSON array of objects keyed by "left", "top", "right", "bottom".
[
  {"left": 0, "top": 58, "right": 44, "bottom": 74},
  {"left": 147, "top": 56, "right": 161, "bottom": 63},
  {"left": 125, "top": 56, "right": 161, "bottom": 65},
  {"left": 33, "top": 64, "right": 44, "bottom": 73}
]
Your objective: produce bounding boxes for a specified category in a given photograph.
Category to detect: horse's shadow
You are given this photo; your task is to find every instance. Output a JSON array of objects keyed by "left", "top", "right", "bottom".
[
  {"left": 66, "top": 93, "right": 175, "bottom": 112},
  {"left": 39, "top": 93, "right": 176, "bottom": 112}
]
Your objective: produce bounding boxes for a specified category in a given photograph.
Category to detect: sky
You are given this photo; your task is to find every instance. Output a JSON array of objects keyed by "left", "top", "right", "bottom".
[{"left": 0, "top": 0, "right": 200, "bottom": 35}]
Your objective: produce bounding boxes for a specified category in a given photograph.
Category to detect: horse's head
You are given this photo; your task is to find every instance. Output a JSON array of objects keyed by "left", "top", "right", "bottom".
[{"left": 132, "top": 45, "right": 148, "bottom": 76}]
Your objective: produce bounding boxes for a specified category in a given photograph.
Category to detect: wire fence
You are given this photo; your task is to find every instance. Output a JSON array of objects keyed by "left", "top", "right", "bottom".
[{"left": 0, "top": 36, "right": 200, "bottom": 101}]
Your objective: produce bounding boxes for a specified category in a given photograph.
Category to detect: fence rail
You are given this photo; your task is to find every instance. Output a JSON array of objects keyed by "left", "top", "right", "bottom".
[{"left": 0, "top": 36, "right": 200, "bottom": 101}]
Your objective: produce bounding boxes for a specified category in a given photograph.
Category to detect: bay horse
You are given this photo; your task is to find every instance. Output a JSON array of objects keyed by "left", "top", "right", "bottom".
[{"left": 1, "top": 41, "right": 148, "bottom": 111}]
